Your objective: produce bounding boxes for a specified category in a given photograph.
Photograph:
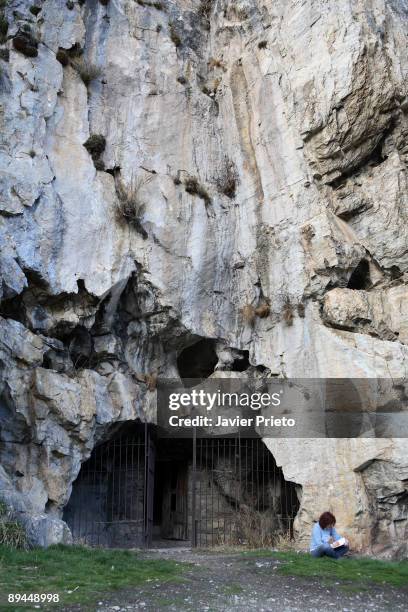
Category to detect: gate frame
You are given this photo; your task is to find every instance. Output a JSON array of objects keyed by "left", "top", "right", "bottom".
[{"left": 144, "top": 422, "right": 155, "bottom": 547}]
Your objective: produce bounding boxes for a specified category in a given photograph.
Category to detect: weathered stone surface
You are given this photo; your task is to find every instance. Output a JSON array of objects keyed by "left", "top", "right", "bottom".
[
  {"left": 323, "top": 286, "right": 408, "bottom": 343},
  {"left": 0, "top": 0, "right": 407, "bottom": 555}
]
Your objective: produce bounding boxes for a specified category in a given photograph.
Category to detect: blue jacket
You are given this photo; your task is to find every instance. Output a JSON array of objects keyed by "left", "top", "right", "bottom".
[{"left": 310, "top": 522, "right": 341, "bottom": 551}]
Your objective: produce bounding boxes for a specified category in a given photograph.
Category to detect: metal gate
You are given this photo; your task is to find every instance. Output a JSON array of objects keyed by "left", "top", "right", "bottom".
[
  {"left": 64, "top": 423, "right": 155, "bottom": 548},
  {"left": 144, "top": 426, "right": 155, "bottom": 547},
  {"left": 64, "top": 428, "right": 299, "bottom": 548},
  {"left": 190, "top": 436, "right": 299, "bottom": 548}
]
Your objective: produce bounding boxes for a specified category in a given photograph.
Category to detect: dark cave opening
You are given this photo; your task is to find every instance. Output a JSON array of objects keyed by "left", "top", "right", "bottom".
[
  {"left": 231, "top": 350, "right": 250, "bottom": 372},
  {"left": 347, "top": 259, "right": 371, "bottom": 290},
  {"left": 63, "top": 424, "right": 301, "bottom": 549},
  {"left": 66, "top": 326, "right": 93, "bottom": 369},
  {"left": 177, "top": 338, "right": 218, "bottom": 382}
]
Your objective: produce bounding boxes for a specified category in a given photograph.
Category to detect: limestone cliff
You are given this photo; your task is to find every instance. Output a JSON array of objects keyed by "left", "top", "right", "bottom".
[{"left": 1, "top": 0, "right": 408, "bottom": 556}]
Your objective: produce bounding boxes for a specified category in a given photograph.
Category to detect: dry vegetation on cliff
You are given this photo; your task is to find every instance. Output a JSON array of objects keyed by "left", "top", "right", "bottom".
[
  {"left": 114, "top": 175, "right": 149, "bottom": 238},
  {"left": 71, "top": 57, "right": 101, "bottom": 86},
  {"left": 0, "top": 502, "right": 26, "bottom": 550}
]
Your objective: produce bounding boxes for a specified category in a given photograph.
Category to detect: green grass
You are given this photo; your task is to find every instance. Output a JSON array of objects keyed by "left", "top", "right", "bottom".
[
  {"left": 0, "top": 545, "right": 185, "bottom": 608},
  {"left": 241, "top": 550, "right": 408, "bottom": 589}
]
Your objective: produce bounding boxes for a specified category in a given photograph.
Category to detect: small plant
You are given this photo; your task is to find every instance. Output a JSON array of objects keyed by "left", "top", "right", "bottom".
[
  {"left": 233, "top": 507, "right": 276, "bottom": 548},
  {"left": 169, "top": 22, "right": 181, "bottom": 47},
  {"left": 255, "top": 301, "right": 270, "bottom": 318},
  {"left": 67, "top": 42, "right": 83, "bottom": 58},
  {"left": 241, "top": 304, "right": 256, "bottom": 325},
  {"left": 173, "top": 175, "right": 182, "bottom": 185},
  {"left": 297, "top": 302, "right": 305, "bottom": 318},
  {"left": 282, "top": 298, "right": 294, "bottom": 326},
  {"left": 217, "top": 158, "right": 238, "bottom": 198},
  {"left": 198, "top": 0, "right": 213, "bottom": 18},
  {"left": 115, "top": 174, "right": 149, "bottom": 239},
  {"left": 273, "top": 530, "right": 297, "bottom": 551},
  {"left": 201, "top": 77, "right": 221, "bottom": 98},
  {"left": 56, "top": 48, "right": 70, "bottom": 66},
  {"left": 177, "top": 75, "right": 187, "bottom": 85},
  {"left": 184, "top": 176, "right": 211, "bottom": 206},
  {"left": 12, "top": 29, "right": 38, "bottom": 57},
  {"left": 71, "top": 57, "right": 101, "bottom": 86},
  {"left": 28, "top": 149, "right": 36, "bottom": 158},
  {"left": 258, "top": 40, "right": 267, "bottom": 49},
  {"left": 0, "top": 501, "right": 27, "bottom": 550},
  {"left": 66, "top": 0, "right": 74, "bottom": 9},
  {"left": 83, "top": 134, "right": 106, "bottom": 170},
  {"left": 144, "top": 373, "right": 157, "bottom": 391},
  {"left": 198, "top": 0, "right": 213, "bottom": 29},
  {"left": 301, "top": 224, "right": 315, "bottom": 243},
  {"left": 208, "top": 57, "right": 226, "bottom": 71}
]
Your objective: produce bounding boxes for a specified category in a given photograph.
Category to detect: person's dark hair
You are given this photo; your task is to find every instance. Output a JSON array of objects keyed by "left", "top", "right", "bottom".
[{"left": 318, "top": 511, "right": 336, "bottom": 529}]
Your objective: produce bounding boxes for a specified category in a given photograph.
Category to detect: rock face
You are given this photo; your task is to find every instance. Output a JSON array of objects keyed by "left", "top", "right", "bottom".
[{"left": 0, "top": 0, "right": 408, "bottom": 555}]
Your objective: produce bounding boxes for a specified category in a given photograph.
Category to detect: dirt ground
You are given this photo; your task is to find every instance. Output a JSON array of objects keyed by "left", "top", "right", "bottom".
[{"left": 96, "top": 548, "right": 408, "bottom": 612}]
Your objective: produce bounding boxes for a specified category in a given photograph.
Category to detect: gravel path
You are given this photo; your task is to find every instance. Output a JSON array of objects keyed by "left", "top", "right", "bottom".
[{"left": 96, "top": 548, "right": 408, "bottom": 612}]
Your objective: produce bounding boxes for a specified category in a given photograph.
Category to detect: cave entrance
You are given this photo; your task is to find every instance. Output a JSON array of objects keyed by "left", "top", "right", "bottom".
[
  {"left": 64, "top": 425, "right": 300, "bottom": 549},
  {"left": 63, "top": 422, "right": 153, "bottom": 548},
  {"left": 347, "top": 259, "right": 371, "bottom": 290},
  {"left": 177, "top": 338, "right": 218, "bottom": 383},
  {"left": 153, "top": 439, "right": 191, "bottom": 545}
]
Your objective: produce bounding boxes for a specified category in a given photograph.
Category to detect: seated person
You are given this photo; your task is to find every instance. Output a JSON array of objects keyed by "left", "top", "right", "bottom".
[{"left": 310, "top": 511, "right": 349, "bottom": 559}]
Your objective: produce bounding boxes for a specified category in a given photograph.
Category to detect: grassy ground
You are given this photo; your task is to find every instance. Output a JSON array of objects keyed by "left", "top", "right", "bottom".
[
  {"left": 241, "top": 550, "right": 408, "bottom": 589},
  {"left": 0, "top": 545, "right": 185, "bottom": 609},
  {"left": 0, "top": 546, "right": 407, "bottom": 610}
]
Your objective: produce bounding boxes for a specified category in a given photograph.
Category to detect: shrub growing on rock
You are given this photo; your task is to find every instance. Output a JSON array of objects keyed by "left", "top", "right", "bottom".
[
  {"left": 71, "top": 57, "right": 101, "bottom": 86},
  {"left": 83, "top": 134, "right": 106, "bottom": 170},
  {"left": 255, "top": 301, "right": 270, "bottom": 318},
  {"left": 56, "top": 48, "right": 69, "bottom": 66},
  {"left": 297, "top": 302, "right": 305, "bottom": 318},
  {"left": 184, "top": 176, "right": 211, "bottom": 206},
  {"left": 83, "top": 134, "right": 106, "bottom": 157},
  {"left": 242, "top": 301, "right": 271, "bottom": 324},
  {"left": 12, "top": 29, "right": 38, "bottom": 57},
  {"left": 241, "top": 304, "right": 256, "bottom": 325},
  {"left": 0, "top": 501, "right": 27, "bottom": 550},
  {"left": 198, "top": 0, "right": 213, "bottom": 29},
  {"left": 115, "top": 175, "right": 148, "bottom": 239},
  {"left": 217, "top": 159, "right": 238, "bottom": 198},
  {"left": 282, "top": 298, "right": 294, "bottom": 326}
]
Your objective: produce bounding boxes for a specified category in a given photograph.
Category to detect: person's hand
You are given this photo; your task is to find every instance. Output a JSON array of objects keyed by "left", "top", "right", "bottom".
[{"left": 328, "top": 537, "right": 334, "bottom": 544}]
